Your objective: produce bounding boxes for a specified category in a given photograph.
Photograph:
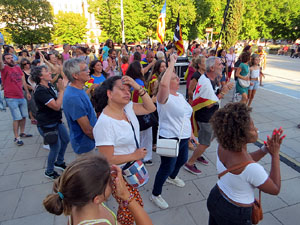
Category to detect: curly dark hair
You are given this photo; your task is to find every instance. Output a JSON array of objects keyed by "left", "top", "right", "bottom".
[
  {"left": 89, "top": 60, "right": 108, "bottom": 78},
  {"left": 210, "top": 102, "right": 252, "bottom": 152},
  {"left": 91, "top": 76, "right": 122, "bottom": 115}
]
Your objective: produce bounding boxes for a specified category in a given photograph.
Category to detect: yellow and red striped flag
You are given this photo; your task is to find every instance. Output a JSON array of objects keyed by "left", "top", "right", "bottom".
[
  {"left": 157, "top": 0, "right": 166, "bottom": 44},
  {"left": 173, "top": 13, "right": 184, "bottom": 56}
]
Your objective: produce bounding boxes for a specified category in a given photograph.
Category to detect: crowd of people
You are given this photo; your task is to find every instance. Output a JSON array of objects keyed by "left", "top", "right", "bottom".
[{"left": 0, "top": 39, "right": 286, "bottom": 225}]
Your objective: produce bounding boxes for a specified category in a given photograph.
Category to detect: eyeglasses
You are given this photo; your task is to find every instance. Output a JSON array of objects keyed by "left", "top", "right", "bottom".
[{"left": 80, "top": 67, "right": 89, "bottom": 72}]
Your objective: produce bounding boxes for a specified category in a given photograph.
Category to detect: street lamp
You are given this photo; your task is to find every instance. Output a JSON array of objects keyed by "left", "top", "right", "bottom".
[{"left": 121, "top": 0, "right": 125, "bottom": 43}]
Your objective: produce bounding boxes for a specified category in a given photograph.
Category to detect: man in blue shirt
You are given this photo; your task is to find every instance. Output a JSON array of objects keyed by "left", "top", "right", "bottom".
[{"left": 62, "top": 58, "right": 97, "bottom": 155}]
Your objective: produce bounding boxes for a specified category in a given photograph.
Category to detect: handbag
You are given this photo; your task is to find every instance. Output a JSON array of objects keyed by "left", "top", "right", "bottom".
[
  {"left": 137, "top": 112, "right": 158, "bottom": 131},
  {"left": 41, "top": 124, "right": 59, "bottom": 145},
  {"left": 252, "top": 191, "right": 263, "bottom": 224},
  {"left": 218, "top": 161, "right": 263, "bottom": 224},
  {"left": 122, "top": 120, "right": 149, "bottom": 188},
  {"left": 238, "top": 76, "right": 250, "bottom": 88},
  {"left": 156, "top": 118, "right": 184, "bottom": 157}
]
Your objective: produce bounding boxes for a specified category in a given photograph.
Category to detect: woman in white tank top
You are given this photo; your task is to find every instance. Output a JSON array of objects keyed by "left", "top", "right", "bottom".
[
  {"left": 248, "top": 54, "right": 264, "bottom": 107},
  {"left": 207, "top": 102, "right": 285, "bottom": 225}
]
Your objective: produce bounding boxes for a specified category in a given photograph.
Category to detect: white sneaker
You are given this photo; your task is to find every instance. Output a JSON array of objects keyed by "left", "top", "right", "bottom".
[
  {"left": 43, "top": 145, "right": 50, "bottom": 150},
  {"left": 166, "top": 176, "right": 185, "bottom": 187},
  {"left": 150, "top": 194, "right": 169, "bottom": 209}
]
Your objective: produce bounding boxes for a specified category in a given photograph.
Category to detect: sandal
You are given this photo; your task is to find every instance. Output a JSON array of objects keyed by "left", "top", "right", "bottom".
[{"left": 20, "top": 133, "right": 33, "bottom": 138}]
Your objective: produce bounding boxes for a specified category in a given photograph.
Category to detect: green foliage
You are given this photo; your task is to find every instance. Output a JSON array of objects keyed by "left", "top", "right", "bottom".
[
  {"left": 88, "top": 0, "right": 202, "bottom": 42},
  {"left": 222, "top": 0, "right": 243, "bottom": 49},
  {"left": 0, "top": 0, "right": 53, "bottom": 45},
  {"left": 239, "top": 0, "right": 300, "bottom": 41},
  {"left": 0, "top": 28, "right": 13, "bottom": 45},
  {"left": 52, "top": 11, "right": 88, "bottom": 45}
]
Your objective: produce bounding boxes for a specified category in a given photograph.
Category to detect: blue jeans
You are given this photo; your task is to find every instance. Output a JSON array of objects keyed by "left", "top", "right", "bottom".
[
  {"left": 152, "top": 138, "right": 189, "bottom": 196},
  {"left": 207, "top": 185, "right": 252, "bottom": 225},
  {"left": 38, "top": 123, "right": 70, "bottom": 173}
]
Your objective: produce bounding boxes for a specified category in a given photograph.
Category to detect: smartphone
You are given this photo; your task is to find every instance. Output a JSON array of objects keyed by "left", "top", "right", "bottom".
[{"left": 190, "top": 139, "right": 197, "bottom": 148}]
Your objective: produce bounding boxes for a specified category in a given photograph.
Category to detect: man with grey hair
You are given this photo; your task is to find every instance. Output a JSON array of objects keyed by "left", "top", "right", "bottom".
[
  {"left": 184, "top": 57, "right": 233, "bottom": 175},
  {"left": 62, "top": 58, "right": 97, "bottom": 156}
]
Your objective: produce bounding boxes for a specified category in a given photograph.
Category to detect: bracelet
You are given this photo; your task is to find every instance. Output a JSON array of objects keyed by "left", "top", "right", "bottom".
[
  {"left": 121, "top": 193, "right": 134, "bottom": 208},
  {"left": 220, "top": 92, "right": 225, "bottom": 95},
  {"left": 260, "top": 145, "right": 268, "bottom": 153},
  {"left": 140, "top": 90, "right": 147, "bottom": 97}
]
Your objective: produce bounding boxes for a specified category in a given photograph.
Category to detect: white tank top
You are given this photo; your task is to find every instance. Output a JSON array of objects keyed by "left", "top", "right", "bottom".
[{"left": 250, "top": 69, "right": 260, "bottom": 79}]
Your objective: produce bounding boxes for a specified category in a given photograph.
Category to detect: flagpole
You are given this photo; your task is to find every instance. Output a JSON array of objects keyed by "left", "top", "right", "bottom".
[{"left": 121, "top": 0, "right": 125, "bottom": 43}]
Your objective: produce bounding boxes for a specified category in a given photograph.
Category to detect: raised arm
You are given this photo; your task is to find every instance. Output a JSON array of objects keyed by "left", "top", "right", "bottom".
[
  {"left": 121, "top": 76, "right": 156, "bottom": 115},
  {"left": 258, "top": 128, "right": 285, "bottom": 195},
  {"left": 156, "top": 54, "right": 177, "bottom": 104}
]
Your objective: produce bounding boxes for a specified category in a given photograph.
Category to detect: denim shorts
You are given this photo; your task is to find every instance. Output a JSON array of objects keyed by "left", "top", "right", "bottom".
[
  {"left": 5, "top": 98, "right": 28, "bottom": 120},
  {"left": 249, "top": 80, "right": 259, "bottom": 90}
]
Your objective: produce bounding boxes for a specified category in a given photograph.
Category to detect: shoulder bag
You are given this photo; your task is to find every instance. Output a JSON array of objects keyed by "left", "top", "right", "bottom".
[
  {"left": 122, "top": 120, "right": 149, "bottom": 188},
  {"left": 238, "top": 65, "right": 250, "bottom": 88},
  {"left": 218, "top": 161, "right": 263, "bottom": 224},
  {"left": 156, "top": 118, "right": 184, "bottom": 157}
]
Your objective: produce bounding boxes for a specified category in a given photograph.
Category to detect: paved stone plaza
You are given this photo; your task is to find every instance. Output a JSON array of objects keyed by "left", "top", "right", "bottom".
[{"left": 0, "top": 55, "right": 299, "bottom": 225}]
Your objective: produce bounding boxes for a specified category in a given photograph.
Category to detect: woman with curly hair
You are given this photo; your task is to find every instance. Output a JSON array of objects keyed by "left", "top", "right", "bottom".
[{"left": 207, "top": 102, "right": 285, "bottom": 225}]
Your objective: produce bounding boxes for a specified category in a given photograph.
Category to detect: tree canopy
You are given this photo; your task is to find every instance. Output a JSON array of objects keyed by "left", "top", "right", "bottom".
[
  {"left": 0, "top": 0, "right": 53, "bottom": 45},
  {"left": 52, "top": 11, "right": 88, "bottom": 45}
]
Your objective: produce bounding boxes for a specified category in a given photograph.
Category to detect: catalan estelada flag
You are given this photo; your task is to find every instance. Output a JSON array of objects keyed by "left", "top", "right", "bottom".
[
  {"left": 191, "top": 75, "right": 219, "bottom": 137},
  {"left": 157, "top": 0, "right": 166, "bottom": 44},
  {"left": 173, "top": 13, "right": 184, "bottom": 56}
]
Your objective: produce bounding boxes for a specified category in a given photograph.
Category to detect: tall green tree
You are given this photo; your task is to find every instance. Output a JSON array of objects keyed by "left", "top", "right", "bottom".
[
  {"left": 0, "top": 0, "right": 53, "bottom": 46},
  {"left": 222, "top": 0, "right": 243, "bottom": 49},
  {"left": 52, "top": 11, "right": 88, "bottom": 45},
  {"left": 88, "top": 0, "right": 202, "bottom": 42}
]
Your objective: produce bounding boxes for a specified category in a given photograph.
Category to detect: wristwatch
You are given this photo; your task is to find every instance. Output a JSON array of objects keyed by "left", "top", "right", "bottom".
[{"left": 122, "top": 194, "right": 134, "bottom": 208}]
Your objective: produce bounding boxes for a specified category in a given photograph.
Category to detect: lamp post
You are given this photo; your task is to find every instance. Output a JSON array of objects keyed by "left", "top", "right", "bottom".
[{"left": 121, "top": 0, "right": 125, "bottom": 43}]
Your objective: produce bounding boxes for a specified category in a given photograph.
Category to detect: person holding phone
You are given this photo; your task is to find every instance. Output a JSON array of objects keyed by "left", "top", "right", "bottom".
[{"left": 92, "top": 75, "right": 155, "bottom": 225}]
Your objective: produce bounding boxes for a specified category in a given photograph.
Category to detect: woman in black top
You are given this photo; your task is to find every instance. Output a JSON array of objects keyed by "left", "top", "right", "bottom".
[
  {"left": 20, "top": 58, "right": 37, "bottom": 124},
  {"left": 31, "top": 65, "right": 69, "bottom": 180}
]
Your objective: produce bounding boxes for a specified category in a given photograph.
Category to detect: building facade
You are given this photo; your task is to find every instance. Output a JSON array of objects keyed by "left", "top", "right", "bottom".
[{"left": 48, "top": 0, "right": 101, "bottom": 44}]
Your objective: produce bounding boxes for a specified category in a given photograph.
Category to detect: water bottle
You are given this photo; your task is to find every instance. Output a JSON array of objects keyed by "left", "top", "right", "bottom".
[{"left": 0, "top": 32, "right": 4, "bottom": 45}]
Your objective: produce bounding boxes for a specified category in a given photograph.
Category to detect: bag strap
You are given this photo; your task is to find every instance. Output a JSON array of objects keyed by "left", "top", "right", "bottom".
[
  {"left": 218, "top": 161, "right": 253, "bottom": 179},
  {"left": 129, "top": 120, "right": 139, "bottom": 149}
]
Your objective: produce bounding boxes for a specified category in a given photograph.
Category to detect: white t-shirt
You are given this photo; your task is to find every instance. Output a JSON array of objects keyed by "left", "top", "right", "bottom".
[
  {"left": 157, "top": 93, "right": 192, "bottom": 139},
  {"left": 93, "top": 102, "right": 140, "bottom": 165},
  {"left": 216, "top": 152, "right": 268, "bottom": 204}
]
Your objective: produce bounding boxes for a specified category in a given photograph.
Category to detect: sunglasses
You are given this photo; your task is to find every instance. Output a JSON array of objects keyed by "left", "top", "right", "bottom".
[{"left": 22, "top": 62, "right": 30, "bottom": 65}]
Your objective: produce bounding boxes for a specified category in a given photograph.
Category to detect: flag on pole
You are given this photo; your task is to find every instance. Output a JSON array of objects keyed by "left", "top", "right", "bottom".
[
  {"left": 173, "top": 13, "right": 184, "bottom": 56},
  {"left": 157, "top": 0, "right": 166, "bottom": 44}
]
